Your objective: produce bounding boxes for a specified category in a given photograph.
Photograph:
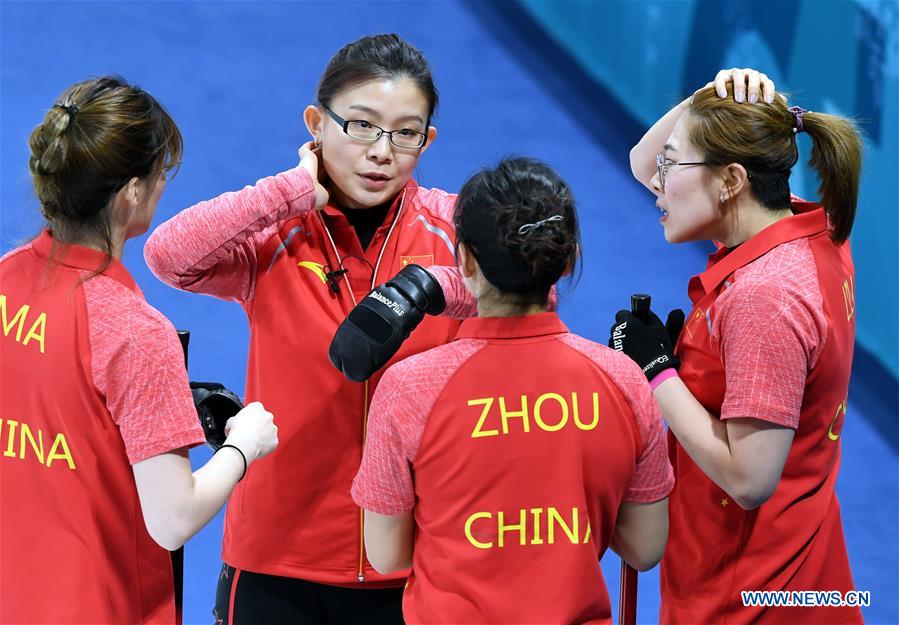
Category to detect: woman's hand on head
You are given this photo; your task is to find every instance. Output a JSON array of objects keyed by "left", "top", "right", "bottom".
[
  {"left": 632, "top": 69, "right": 773, "bottom": 193},
  {"left": 709, "top": 68, "right": 776, "bottom": 104},
  {"left": 298, "top": 141, "right": 329, "bottom": 210}
]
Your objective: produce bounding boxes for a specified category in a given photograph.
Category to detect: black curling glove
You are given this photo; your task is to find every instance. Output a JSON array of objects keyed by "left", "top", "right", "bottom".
[
  {"left": 329, "top": 264, "right": 445, "bottom": 382},
  {"left": 608, "top": 308, "right": 685, "bottom": 381},
  {"left": 190, "top": 381, "right": 244, "bottom": 450}
]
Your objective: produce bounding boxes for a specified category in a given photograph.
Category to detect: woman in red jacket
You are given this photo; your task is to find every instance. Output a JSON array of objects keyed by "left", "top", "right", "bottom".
[
  {"left": 0, "top": 76, "right": 277, "bottom": 625},
  {"left": 145, "top": 34, "right": 462, "bottom": 625},
  {"left": 611, "top": 68, "right": 864, "bottom": 624},
  {"left": 352, "top": 157, "right": 674, "bottom": 625}
]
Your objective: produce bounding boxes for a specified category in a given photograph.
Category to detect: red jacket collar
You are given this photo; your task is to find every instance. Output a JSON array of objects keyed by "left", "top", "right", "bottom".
[
  {"left": 455, "top": 311, "right": 569, "bottom": 341},
  {"left": 31, "top": 229, "right": 139, "bottom": 292},
  {"left": 696, "top": 204, "right": 828, "bottom": 298},
  {"left": 321, "top": 177, "right": 419, "bottom": 226}
]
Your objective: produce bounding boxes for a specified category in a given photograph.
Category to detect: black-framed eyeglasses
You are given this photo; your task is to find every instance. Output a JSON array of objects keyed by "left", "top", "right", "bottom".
[
  {"left": 321, "top": 104, "right": 428, "bottom": 149},
  {"left": 656, "top": 153, "right": 709, "bottom": 192}
]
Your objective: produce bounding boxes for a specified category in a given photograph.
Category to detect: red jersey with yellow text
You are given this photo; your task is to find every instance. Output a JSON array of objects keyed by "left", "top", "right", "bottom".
[
  {"left": 1, "top": 231, "right": 204, "bottom": 624},
  {"left": 352, "top": 313, "right": 674, "bottom": 624},
  {"left": 145, "top": 167, "right": 461, "bottom": 585},
  {"left": 661, "top": 202, "right": 862, "bottom": 624}
]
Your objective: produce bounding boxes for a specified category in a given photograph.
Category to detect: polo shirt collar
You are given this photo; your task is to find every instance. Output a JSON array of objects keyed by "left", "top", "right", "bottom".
[
  {"left": 696, "top": 204, "right": 828, "bottom": 297},
  {"left": 455, "top": 311, "right": 569, "bottom": 341},
  {"left": 31, "top": 229, "right": 139, "bottom": 292}
]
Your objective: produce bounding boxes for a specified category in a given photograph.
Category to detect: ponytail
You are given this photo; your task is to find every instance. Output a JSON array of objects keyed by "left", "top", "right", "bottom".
[
  {"left": 802, "top": 112, "right": 862, "bottom": 243},
  {"left": 689, "top": 86, "right": 863, "bottom": 243},
  {"left": 28, "top": 76, "right": 182, "bottom": 278}
]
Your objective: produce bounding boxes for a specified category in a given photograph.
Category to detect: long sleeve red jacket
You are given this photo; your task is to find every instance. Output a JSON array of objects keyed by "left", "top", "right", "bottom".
[{"left": 145, "top": 166, "right": 461, "bottom": 585}]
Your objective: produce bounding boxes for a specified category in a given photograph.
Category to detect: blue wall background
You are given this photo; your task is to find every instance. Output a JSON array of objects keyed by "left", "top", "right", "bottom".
[{"left": 520, "top": 0, "right": 899, "bottom": 378}]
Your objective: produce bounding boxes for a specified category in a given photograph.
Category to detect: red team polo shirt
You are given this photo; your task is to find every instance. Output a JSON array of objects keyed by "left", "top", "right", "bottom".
[
  {"left": 353, "top": 313, "right": 674, "bottom": 624},
  {"left": 0, "top": 231, "right": 205, "bottom": 624},
  {"left": 661, "top": 201, "right": 863, "bottom": 624},
  {"left": 145, "top": 166, "right": 462, "bottom": 586}
]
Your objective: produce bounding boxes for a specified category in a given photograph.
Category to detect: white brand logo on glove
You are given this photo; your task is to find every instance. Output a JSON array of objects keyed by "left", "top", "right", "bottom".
[
  {"left": 643, "top": 355, "right": 669, "bottom": 373},
  {"left": 611, "top": 322, "right": 627, "bottom": 352},
  {"left": 368, "top": 290, "right": 405, "bottom": 317}
]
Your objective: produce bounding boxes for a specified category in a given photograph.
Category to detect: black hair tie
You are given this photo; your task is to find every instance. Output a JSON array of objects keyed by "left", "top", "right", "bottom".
[
  {"left": 53, "top": 102, "right": 79, "bottom": 123},
  {"left": 788, "top": 105, "right": 808, "bottom": 134},
  {"left": 216, "top": 444, "right": 248, "bottom": 481}
]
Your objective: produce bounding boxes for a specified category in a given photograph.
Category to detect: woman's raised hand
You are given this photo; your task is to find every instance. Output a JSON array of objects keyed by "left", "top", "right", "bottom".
[
  {"left": 298, "top": 141, "right": 330, "bottom": 210},
  {"left": 709, "top": 68, "right": 776, "bottom": 104}
]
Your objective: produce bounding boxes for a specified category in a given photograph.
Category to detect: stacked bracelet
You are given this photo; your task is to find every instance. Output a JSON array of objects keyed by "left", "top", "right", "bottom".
[{"left": 216, "top": 444, "right": 247, "bottom": 481}]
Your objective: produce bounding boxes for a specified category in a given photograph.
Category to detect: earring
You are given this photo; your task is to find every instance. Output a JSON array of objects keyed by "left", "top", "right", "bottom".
[
  {"left": 719, "top": 192, "right": 726, "bottom": 204},
  {"left": 314, "top": 137, "right": 321, "bottom": 147}
]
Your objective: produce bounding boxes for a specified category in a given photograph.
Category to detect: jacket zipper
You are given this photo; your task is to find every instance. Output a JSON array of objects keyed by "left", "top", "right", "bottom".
[
  {"left": 322, "top": 190, "right": 403, "bottom": 584},
  {"left": 357, "top": 379, "right": 370, "bottom": 582}
]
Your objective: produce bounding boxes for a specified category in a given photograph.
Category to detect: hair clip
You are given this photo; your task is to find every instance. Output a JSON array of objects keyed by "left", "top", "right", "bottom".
[{"left": 518, "top": 214, "right": 564, "bottom": 236}]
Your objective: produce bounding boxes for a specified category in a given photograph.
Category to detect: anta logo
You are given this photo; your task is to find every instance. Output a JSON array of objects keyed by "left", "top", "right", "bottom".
[
  {"left": 828, "top": 401, "right": 847, "bottom": 441},
  {"left": 401, "top": 254, "right": 434, "bottom": 268},
  {"left": 297, "top": 261, "right": 328, "bottom": 284}
]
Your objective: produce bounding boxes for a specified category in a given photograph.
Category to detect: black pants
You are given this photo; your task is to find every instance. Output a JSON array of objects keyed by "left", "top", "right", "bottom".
[{"left": 214, "top": 564, "right": 405, "bottom": 625}]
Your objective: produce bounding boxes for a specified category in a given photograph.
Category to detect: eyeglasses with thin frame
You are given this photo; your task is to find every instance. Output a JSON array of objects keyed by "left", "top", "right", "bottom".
[
  {"left": 321, "top": 104, "right": 428, "bottom": 149},
  {"left": 656, "top": 153, "right": 709, "bottom": 192}
]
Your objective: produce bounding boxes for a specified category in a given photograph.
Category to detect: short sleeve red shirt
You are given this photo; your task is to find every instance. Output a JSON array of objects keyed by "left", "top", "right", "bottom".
[
  {"left": 1, "top": 231, "right": 204, "bottom": 624},
  {"left": 353, "top": 312, "right": 673, "bottom": 624},
  {"left": 662, "top": 205, "right": 862, "bottom": 625},
  {"left": 710, "top": 237, "right": 827, "bottom": 428}
]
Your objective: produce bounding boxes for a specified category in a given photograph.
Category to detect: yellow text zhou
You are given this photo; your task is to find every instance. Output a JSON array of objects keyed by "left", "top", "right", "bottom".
[{"left": 469, "top": 392, "right": 599, "bottom": 438}]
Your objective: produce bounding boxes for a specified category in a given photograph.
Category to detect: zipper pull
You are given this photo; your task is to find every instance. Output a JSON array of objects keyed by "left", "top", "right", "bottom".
[{"left": 357, "top": 572, "right": 365, "bottom": 583}]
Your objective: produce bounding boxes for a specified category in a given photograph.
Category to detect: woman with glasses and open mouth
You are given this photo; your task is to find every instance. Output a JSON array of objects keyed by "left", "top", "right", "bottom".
[
  {"left": 610, "top": 68, "right": 864, "bottom": 625},
  {"left": 145, "top": 33, "right": 466, "bottom": 625}
]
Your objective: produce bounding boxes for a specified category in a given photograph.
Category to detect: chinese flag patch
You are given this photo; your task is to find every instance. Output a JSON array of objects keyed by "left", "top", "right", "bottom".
[{"left": 400, "top": 254, "right": 434, "bottom": 268}]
